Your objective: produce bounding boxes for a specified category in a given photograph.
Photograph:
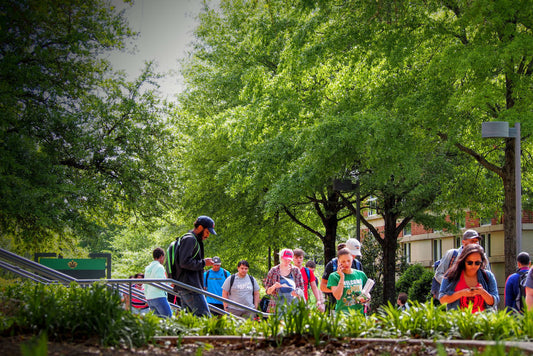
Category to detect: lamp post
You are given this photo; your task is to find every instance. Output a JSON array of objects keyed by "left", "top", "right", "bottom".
[
  {"left": 333, "top": 178, "right": 361, "bottom": 240},
  {"left": 481, "top": 121, "right": 522, "bottom": 271}
]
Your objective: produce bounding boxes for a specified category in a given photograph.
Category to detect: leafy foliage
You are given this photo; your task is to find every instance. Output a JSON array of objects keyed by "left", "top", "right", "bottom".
[
  {"left": 396, "top": 264, "right": 427, "bottom": 295},
  {"left": 0, "top": 0, "right": 178, "bottom": 253},
  {"left": 0, "top": 280, "right": 159, "bottom": 346}
]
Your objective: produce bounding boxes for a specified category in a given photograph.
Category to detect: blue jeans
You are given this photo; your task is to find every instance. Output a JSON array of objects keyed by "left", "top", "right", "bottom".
[
  {"left": 179, "top": 290, "right": 211, "bottom": 317},
  {"left": 147, "top": 297, "right": 172, "bottom": 318}
]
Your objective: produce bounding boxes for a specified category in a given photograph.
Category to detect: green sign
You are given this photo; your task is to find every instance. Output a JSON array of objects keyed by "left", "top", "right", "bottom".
[{"left": 39, "top": 258, "right": 107, "bottom": 279}]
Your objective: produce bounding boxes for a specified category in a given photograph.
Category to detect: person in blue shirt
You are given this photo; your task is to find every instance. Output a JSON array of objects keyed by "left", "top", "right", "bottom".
[
  {"left": 204, "top": 256, "right": 230, "bottom": 315},
  {"left": 504, "top": 252, "right": 530, "bottom": 312}
]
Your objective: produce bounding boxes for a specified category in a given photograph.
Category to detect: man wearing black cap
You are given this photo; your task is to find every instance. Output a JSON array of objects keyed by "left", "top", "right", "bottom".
[
  {"left": 434, "top": 229, "right": 490, "bottom": 289},
  {"left": 173, "top": 216, "right": 217, "bottom": 317}
]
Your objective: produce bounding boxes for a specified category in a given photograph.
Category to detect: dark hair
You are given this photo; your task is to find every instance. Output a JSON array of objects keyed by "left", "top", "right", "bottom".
[
  {"left": 134, "top": 273, "right": 144, "bottom": 278},
  {"left": 153, "top": 247, "right": 165, "bottom": 260},
  {"left": 444, "top": 244, "right": 487, "bottom": 282},
  {"left": 337, "top": 248, "right": 352, "bottom": 258},
  {"left": 305, "top": 260, "right": 316, "bottom": 269},
  {"left": 336, "top": 243, "right": 347, "bottom": 251},
  {"left": 398, "top": 292, "right": 408, "bottom": 304},
  {"left": 237, "top": 260, "right": 249, "bottom": 268},
  {"left": 517, "top": 252, "right": 530, "bottom": 266},
  {"left": 293, "top": 248, "right": 305, "bottom": 257}
]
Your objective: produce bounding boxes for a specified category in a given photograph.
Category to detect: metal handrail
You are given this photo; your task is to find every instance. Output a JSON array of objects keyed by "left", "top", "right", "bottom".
[
  {"left": 78, "top": 278, "right": 267, "bottom": 317},
  {"left": 0, "top": 248, "right": 268, "bottom": 318}
]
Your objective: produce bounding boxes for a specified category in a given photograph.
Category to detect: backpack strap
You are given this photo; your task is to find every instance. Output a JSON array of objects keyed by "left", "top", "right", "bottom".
[
  {"left": 448, "top": 249, "right": 459, "bottom": 268},
  {"left": 229, "top": 274, "right": 236, "bottom": 295},
  {"left": 228, "top": 274, "right": 257, "bottom": 299},
  {"left": 249, "top": 275, "right": 257, "bottom": 299},
  {"left": 354, "top": 259, "right": 362, "bottom": 271},
  {"left": 205, "top": 269, "right": 210, "bottom": 289}
]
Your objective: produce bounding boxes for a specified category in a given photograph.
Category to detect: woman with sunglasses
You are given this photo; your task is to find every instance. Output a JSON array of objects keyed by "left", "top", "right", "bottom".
[{"left": 439, "top": 244, "right": 499, "bottom": 312}]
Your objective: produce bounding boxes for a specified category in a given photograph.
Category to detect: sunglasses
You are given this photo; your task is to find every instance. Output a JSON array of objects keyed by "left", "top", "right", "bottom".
[{"left": 466, "top": 260, "right": 482, "bottom": 266}]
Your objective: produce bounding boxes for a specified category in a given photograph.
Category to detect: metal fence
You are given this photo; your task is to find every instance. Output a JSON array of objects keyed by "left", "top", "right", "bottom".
[{"left": 0, "top": 248, "right": 268, "bottom": 319}]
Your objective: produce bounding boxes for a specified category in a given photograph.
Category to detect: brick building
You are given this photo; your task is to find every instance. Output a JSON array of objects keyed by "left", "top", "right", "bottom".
[{"left": 361, "top": 209, "right": 533, "bottom": 306}]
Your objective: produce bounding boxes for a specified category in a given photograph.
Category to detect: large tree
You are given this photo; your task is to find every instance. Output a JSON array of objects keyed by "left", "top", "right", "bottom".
[
  {"left": 0, "top": 0, "right": 178, "bottom": 253},
  {"left": 323, "top": 0, "right": 533, "bottom": 277},
  {"left": 177, "top": 0, "right": 466, "bottom": 305}
]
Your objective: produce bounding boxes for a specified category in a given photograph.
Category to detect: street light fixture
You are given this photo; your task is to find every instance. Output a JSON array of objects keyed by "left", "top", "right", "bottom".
[{"left": 481, "top": 121, "right": 522, "bottom": 254}]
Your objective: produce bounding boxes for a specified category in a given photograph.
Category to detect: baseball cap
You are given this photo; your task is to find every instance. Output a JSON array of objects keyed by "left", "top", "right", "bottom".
[
  {"left": 212, "top": 256, "right": 221, "bottom": 265},
  {"left": 196, "top": 215, "right": 217, "bottom": 235},
  {"left": 462, "top": 229, "right": 481, "bottom": 241},
  {"left": 280, "top": 248, "right": 294, "bottom": 260},
  {"left": 345, "top": 238, "right": 362, "bottom": 257}
]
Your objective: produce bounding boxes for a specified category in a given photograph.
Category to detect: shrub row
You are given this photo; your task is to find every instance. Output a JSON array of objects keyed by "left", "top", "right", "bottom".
[{"left": 2, "top": 281, "right": 533, "bottom": 348}]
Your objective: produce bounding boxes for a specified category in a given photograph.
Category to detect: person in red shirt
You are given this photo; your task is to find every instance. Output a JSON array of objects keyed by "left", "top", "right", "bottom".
[
  {"left": 439, "top": 244, "right": 499, "bottom": 312},
  {"left": 293, "top": 248, "right": 325, "bottom": 312}
]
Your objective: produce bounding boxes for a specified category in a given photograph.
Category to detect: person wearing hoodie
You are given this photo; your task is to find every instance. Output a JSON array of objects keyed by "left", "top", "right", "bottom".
[{"left": 144, "top": 247, "right": 172, "bottom": 318}]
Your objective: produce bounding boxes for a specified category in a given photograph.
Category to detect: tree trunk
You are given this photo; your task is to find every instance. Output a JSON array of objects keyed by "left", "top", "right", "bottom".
[
  {"left": 382, "top": 211, "right": 399, "bottom": 305},
  {"left": 323, "top": 216, "right": 338, "bottom": 265}
]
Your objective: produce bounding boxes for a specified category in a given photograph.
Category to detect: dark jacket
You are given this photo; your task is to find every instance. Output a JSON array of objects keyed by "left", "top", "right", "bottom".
[{"left": 174, "top": 230, "right": 205, "bottom": 291}]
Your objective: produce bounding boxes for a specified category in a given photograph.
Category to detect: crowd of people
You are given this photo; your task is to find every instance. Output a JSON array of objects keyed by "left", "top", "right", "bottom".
[{"left": 124, "top": 218, "right": 533, "bottom": 319}]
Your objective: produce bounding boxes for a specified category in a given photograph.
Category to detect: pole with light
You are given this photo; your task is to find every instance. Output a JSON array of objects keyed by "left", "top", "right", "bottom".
[{"left": 481, "top": 121, "right": 522, "bottom": 273}]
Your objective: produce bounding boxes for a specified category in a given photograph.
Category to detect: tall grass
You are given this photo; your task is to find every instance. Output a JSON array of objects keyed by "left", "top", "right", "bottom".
[
  {"left": 2, "top": 280, "right": 533, "bottom": 352},
  {"left": 0, "top": 280, "right": 159, "bottom": 347}
]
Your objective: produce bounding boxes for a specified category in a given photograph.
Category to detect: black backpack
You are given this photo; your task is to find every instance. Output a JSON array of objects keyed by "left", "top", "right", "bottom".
[
  {"left": 259, "top": 295, "right": 270, "bottom": 313},
  {"left": 515, "top": 270, "right": 529, "bottom": 312}
]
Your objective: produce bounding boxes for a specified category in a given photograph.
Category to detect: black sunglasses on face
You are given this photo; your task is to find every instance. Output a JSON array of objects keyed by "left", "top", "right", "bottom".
[{"left": 466, "top": 261, "right": 482, "bottom": 266}]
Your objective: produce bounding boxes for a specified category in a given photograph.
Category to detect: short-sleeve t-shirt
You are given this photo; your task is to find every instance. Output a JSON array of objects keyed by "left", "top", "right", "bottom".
[
  {"left": 204, "top": 268, "right": 229, "bottom": 304},
  {"left": 222, "top": 274, "right": 259, "bottom": 312},
  {"left": 525, "top": 267, "right": 533, "bottom": 289},
  {"left": 300, "top": 267, "right": 316, "bottom": 301},
  {"left": 327, "top": 269, "right": 368, "bottom": 314}
]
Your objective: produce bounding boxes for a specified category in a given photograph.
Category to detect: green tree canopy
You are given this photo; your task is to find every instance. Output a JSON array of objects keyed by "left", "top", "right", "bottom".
[{"left": 0, "top": 0, "right": 178, "bottom": 253}]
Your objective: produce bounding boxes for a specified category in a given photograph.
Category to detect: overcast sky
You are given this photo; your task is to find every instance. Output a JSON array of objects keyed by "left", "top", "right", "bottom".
[{"left": 108, "top": 0, "right": 212, "bottom": 99}]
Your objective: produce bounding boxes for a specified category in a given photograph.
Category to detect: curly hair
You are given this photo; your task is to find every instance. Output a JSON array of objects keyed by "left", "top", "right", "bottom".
[{"left": 444, "top": 244, "right": 487, "bottom": 282}]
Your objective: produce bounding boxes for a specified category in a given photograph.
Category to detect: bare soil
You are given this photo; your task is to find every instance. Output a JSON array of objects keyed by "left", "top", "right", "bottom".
[{"left": 0, "top": 335, "right": 481, "bottom": 356}]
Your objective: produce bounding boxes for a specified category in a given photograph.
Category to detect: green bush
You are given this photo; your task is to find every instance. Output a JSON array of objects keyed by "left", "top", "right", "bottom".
[
  {"left": 408, "top": 269, "right": 434, "bottom": 303},
  {"left": 0, "top": 281, "right": 159, "bottom": 347},
  {"left": 396, "top": 263, "right": 426, "bottom": 294}
]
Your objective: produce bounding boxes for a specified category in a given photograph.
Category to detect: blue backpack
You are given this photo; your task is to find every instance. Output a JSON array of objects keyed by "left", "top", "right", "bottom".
[
  {"left": 332, "top": 257, "right": 362, "bottom": 272},
  {"left": 430, "top": 249, "right": 459, "bottom": 298}
]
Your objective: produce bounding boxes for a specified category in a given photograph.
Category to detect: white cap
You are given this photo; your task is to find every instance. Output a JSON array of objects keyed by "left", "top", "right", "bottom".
[{"left": 346, "top": 238, "right": 362, "bottom": 257}]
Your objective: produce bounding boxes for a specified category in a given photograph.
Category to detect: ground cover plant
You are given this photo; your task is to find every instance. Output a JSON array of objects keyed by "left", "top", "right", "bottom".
[{"left": 1, "top": 281, "right": 533, "bottom": 354}]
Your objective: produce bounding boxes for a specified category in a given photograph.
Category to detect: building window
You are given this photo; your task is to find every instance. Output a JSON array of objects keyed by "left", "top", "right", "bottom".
[
  {"left": 433, "top": 239, "right": 442, "bottom": 261},
  {"left": 480, "top": 217, "right": 492, "bottom": 226},
  {"left": 455, "top": 220, "right": 465, "bottom": 229},
  {"left": 480, "top": 233, "right": 491, "bottom": 257},
  {"left": 403, "top": 243, "right": 411, "bottom": 263},
  {"left": 367, "top": 196, "right": 377, "bottom": 216},
  {"left": 403, "top": 223, "right": 411, "bottom": 236},
  {"left": 455, "top": 236, "right": 461, "bottom": 249}
]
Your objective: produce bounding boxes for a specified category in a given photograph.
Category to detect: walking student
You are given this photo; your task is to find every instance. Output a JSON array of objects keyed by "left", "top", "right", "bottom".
[
  {"left": 264, "top": 249, "right": 304, "bottom": 314},
  {"left": 173, "top": 216, "right": 216, "bottom": 317},
  {"left": 327, "top": 248, "right": 369, "bottom": 315},
  {"left": 222, "top": 260, "right": 260, "bottom": 318},
  {"left": 439, "top": 244, "right": 499, "bottom": 312},
  {"left": 321, "top": 239, "right": 364, "bottom": 311},
  {"left": 293, "top": 248, "right": 325, "bottom": 312},
  {"left": 144, "top": 248, "right": 172, "bottom": 318},
  {"left": 504, "top": 252, "right": 530, "bottom": 312},
  {"left": 204, "top": 256, "right": 230, "bottom": 314}
]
